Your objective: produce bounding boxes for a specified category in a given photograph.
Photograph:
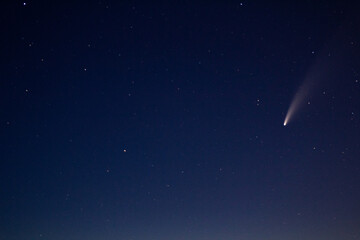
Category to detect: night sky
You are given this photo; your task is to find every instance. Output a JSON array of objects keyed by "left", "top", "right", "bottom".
[{"left": 1, "top": 1, "right": 360, "bottom": 239}]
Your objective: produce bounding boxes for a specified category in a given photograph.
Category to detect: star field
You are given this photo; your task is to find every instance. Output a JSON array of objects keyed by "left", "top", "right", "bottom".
[{"left": 0, "top": 1, "right": 360, "bottom": 240}]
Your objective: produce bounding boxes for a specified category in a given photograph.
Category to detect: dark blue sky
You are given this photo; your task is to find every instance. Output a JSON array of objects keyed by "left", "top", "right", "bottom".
[{"left": 1, "top": 1, "right": 360, "bottom": 239}]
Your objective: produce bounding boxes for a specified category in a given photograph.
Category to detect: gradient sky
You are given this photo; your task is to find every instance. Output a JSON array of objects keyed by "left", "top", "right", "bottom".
[{"left": 1, "top": 1, "right": 360, "bottom": 239}]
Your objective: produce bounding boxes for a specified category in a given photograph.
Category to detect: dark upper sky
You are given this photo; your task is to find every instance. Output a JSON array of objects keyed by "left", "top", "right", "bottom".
[{"left": 1, "top": 1, "right": 360, "bottom": 239}]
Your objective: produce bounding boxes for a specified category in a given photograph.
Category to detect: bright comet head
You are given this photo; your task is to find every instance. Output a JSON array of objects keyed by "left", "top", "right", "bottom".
[{"left": 283, "top": 116, "right": 289, "bottom": 126}]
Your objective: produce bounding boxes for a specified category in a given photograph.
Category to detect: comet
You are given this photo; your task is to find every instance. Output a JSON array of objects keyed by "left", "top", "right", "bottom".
[
  {"left": 283, "top": 79, "right": 313, "bottom": 126},
  {"left": 283, "top": 30, "right": 351, "bottom": 127}
]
